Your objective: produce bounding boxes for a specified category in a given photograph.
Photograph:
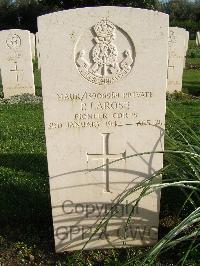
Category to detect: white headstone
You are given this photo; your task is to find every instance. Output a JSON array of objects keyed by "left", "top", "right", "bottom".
[
  {"left": 36, "top": 32, "right": 41, "bottom": 69},
  {"left": 30, "top": 33, "right": 36, "bottom": 59},
  {"left": 167, "top": 27, "right": 187, "bottom": 92},
  {"left": 38, "top": 7, "right": 169, "bottom": 252},
  {"left": 196, "top": 32, "right": 200, "bottom": 47},
  {"left": 0, "top": 29, "right": 35, "bottom": 98},
  {"left": 183, "top": 30, "right": 189, "bottom": 68}
]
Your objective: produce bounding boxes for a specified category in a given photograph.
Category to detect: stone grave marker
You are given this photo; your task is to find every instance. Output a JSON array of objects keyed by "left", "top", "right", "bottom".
[
  {"left": 167, "top": 27, "right": 187, "bottom": 92},
  {"left": 30, "top": 33, "right": 36, "bottom": 59},
  {"left": 38, "top": 7, "right": 169, "bottom": 252},
  {"left": 36, "top": 32, "right": 41, "bottom": 69},
  {"left": 196, "top": 32, "right": 200, "bottom": 47},
  {"left": 0, "top": 29, "right": 35, "bottom": 98},
  {"left": 183, "top": 30, "right": 189, "bottom": 68}
]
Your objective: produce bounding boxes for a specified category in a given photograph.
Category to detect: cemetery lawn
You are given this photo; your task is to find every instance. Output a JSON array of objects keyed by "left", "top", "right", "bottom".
[
  {"left": 0, "top": 98, "right": 199, "bottom": 265},
  {"left": 186, "top": 40, "right": 200, "bottom": 70},
  {"left": 183, "top": 69, "right": 200, "bottom": 96}
]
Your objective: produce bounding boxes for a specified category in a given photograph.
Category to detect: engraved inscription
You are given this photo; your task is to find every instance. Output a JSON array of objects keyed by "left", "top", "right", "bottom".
[
  {"left": 75, "top": 19, "right": 135, "bottom": 85},
  {"left": 57, "top": 91, "right": 152, "bottom": 101},
  {"left": 47, "top": 90, "right": 164, "bottom": 130},
  {"left": 169, "top": 30, "right": 176, "bottom": 47},
  {"left": 87, "top": 133, "right": 126, "bottom": 192}
]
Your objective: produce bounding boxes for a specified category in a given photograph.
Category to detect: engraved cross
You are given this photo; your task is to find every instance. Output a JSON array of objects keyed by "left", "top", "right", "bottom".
[
  {"left": 87, "top": 133, "right": 126, "bottom": 192},
  {"left": 168, "top": 65, "right": 174, "bottom": 69},
  {"left": 168, "top": 58, "right": 174, "bottom": 69},
  {"left": 10, "top": 62, "right": 23, "bottom": 83},
  {"left": 167, "top": 59, "right": 174, "bottom": 79}
]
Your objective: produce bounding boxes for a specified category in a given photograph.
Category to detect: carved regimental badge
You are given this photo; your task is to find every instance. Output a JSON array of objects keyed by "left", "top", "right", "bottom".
[
  {"left": 6, "top": 34, "right": 21, "bottom": 50},
  {"left": 75, "top": 19, "right": 135, "bottom": 85}
]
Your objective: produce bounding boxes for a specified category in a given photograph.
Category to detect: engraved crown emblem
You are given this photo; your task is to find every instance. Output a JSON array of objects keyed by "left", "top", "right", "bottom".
[
  {"left": 94, "top": 19, "right": 115, "bottom": 38},
  {"left": 75, "top": 18, "right": 135, "bottom": 85}
]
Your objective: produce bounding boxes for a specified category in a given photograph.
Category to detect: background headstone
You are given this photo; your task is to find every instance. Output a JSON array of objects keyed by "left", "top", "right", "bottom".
[
  {"left": 36, "top": 32, "right": 41, "bottom": 69},
  {"left": 167, "top": 27, "right": 187, "bottom": 92},
  {"left": 38, "top": 7, "right": 169, "bottom": 252},
  {"left": 0, "top": 29, "right": 35, "bottom": 98},
  {"left": 30, "top": 33, "right": 36, "bottom": 59},
  {"left": 196, "top": 32, "right": 200, "bottom": 47},
  {"left": 183, "top": 30, "right": 189, "bottom": 68}
]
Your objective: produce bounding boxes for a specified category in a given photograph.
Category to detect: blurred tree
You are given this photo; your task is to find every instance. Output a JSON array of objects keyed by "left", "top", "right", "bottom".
[
  {"left": 14, "top": 0, "right": 44, "bottom": 32},
  {"left": 161, "top": 0, "right": 192, "bottom": 20},
  {"left": 160, "top": 0, "right": 200, "bottom": 38},
  {"left": 0, "top": 0, "right": 18, "bottom": 30},
  {"left": 0, "top": 0, "right": 160, "bottom": 32},
  {"left": 0, "top": 0, "right": 199, "bottom": 35},
  {"left": 0, "top": 0, "right": 159, "bottom": 32},
  {"left": 38, "top": 0, "right": 160, "bottom": 9}
]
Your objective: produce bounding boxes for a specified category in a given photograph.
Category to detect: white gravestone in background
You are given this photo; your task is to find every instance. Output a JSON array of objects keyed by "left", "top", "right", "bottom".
[
  {"left": 167, "top": 27, "right": 187, "bottom": 92},
  {"left": 183, "top": 30, "right": 189, "bottom": 68},
  {"left": 0, "top": 29, "right": 35, "bottom": 98},
  {"left": 38, "top": 7, "right": 168, "bottom": 252},
  {"left": 196, "top": 32, "right": 200, "bottom": 47},
  {"left": 30, "top": 33, "right": 36, "bottom": 59},
  {"left": 36, "top": 32, "right": 41, "bottom": 69}
]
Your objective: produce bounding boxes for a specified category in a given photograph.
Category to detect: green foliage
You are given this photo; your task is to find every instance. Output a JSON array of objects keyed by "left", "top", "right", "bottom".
[
  {"left": 161, "top": 0, "right": 194, "bottom": 20},
  {"left": 187, "top": 49, "right": 200, "bottom": 58},
  {"left": 186, "top": 57, "right": 200, "bottom": 70},
  {"left": 185, "top": 40, "right": 200, "bottom": 70},
  {"left": 187, "top": 40, "right": 200, "bottom": 59},
  {"left": 189, "top": 40, "right": 198, "bottom": 49}
]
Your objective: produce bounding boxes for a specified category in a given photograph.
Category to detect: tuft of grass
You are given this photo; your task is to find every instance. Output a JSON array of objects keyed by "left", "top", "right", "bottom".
[{"left": 140, "top": 106, "right": 200, "bottom": 265}]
